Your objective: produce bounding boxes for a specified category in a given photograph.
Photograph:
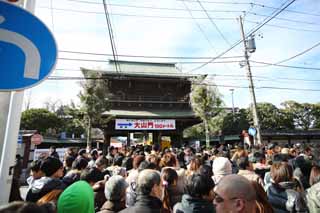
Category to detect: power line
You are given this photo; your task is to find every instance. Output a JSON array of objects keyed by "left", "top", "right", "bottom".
[
  {"left": 64, "top": 0, "right": 244, "bottom": 13},
  {"left": 63, "top": 0, "right": 320, "bottom": 18},
  {"left": 196, "top": 0, "right": 233, "bottom": 46},
  {"left": 250, "top": 60, "right": 320, "bottom": 70},
  {"left": 102, "top": 0, "right": 120, "bottom": 73},
  {"left": 59, "top": 50, "right": 244, "bottom": 59},
  {"left": 181, "top": 0, "right": 236, "bottom": 73},
  {"left": 42, "top": 7, "right": 320, "bottom": 33},
  {"left": 255, "top": 40, "right": 320, "bottom": 68},
  {"left": 179, "top": 0, "right": 320, "bottom": 17},
  {"left": 54, "top": 68, "right": 320, "bottom": 82},
  {"left": 245, "top": 20, "right": 320, "bottom": 33},
  {"left": 57, "top": 57, "right": 242, "bottom": 64},
  {"left": 46, "top": 75, "right": 320, "bottom": 91},
  {"left": 247, "top": 11, "right": 320, "bottom": 26},
  {"left": 189, "top": 0, "right": 297, "bottom": 72}
]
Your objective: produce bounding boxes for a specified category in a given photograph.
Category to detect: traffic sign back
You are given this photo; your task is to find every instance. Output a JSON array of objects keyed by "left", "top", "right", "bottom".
[{"left": 0, "top": 1, "right": 57, "bottom": 91}]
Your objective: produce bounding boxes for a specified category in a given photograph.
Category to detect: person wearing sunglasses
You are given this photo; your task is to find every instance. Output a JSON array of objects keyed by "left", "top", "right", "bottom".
[{"left": 214, "top": 174, "right": 256, "bottom": 213}]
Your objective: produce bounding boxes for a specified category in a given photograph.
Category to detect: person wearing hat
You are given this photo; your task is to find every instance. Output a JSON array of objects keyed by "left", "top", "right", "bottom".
[
  {"left": 58, "top": 180, "right": 95, "bottom": 213},
  {"left": 212, "top": 157, "right": 232, "bottom": 185},
  {"left": 26, "top": 157, "right": 66, "bottom": 202},
  {"left": 98, "top": 175, "right": 128, "bottom": 213}
]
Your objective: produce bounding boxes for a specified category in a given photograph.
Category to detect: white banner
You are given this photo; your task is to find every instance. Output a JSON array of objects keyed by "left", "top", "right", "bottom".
[
  {"left": 115, "top": 119, "right": 176, "bottom": 130},
  {"left": 33, "top": 148, "right": 66, "bottom": 162}
]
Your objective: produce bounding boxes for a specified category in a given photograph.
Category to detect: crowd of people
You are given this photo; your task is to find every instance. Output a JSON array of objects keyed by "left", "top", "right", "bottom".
[{"left": 1, "top": 142, "right": 320, "bottom": 213}]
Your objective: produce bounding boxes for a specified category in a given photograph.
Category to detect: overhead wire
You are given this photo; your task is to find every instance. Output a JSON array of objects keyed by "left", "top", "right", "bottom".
[
  {"left": 54, "top": 68, "right": 320, "bottom": 82},
  {"left": 250, "top": 60, "right": 320, "bottom": 70},
  {"left": 40, "top": 7, "right": 320, "bottom": 33},
  {"left": 102, "top": 0, "right": 121, "bottom": 73},
  {"left": 63, "top": 0, "right": 320, "bottom": 18},
  {"left": 253, "top": 40, "right": 320, "bottom": 67},
  {"left": 181, "top": 0, "right": 236, "bottom": 74},
  {"left": 46, "top": 75, "right": 320, "bottom": 92},
  {"left": 188, "top": 0, "right": 297, "bottom": 72},
  {"left": 59, "top": 50, "right": 244, "bottom": 59},
  {"left": 57, "top": 57, "right": 242, "bottom": 64},
  {"left": 196, "top": 0, "right": 234, "bottom": 47}
]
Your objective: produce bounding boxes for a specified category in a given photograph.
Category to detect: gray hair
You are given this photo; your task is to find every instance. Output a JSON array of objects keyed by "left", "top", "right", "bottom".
[
  {"left": 104, "top": 175, "right": 128, "bottom": 201},
  {"left": 137, "top": 169, "right": 161, "bottom": 195}
]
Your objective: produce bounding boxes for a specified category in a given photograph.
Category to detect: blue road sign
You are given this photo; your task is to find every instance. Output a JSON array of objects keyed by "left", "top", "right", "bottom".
[
  {"left": 0, "top": 1, "right": 57, "bottom": 91},
  {"left": 248, "top": 127, "right": 257, "bottom": 136},
  {"left": 17, "top": 134, "right": 22, "bottom": 144}
]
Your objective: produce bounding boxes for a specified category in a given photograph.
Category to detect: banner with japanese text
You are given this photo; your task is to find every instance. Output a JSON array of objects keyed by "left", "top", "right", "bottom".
[{"left": 115, "top": 119, "right": 176, "bottom": 130}]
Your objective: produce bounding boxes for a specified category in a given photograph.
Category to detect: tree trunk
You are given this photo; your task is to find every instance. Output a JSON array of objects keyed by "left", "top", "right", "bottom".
[
  {"left": 204, "top": 119, "right": 210, "bottom": 148},
  {"left": 86, "top": 117, "right": 92, "bottom": 152}
]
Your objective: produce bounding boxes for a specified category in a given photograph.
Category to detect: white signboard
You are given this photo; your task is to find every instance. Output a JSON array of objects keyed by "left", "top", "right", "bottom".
[
  {"left": 115, "top": 119, "right": 176, "bottom": 130},
  {"left": 33, "top": 148, "right": 66, "bottom": 162}
]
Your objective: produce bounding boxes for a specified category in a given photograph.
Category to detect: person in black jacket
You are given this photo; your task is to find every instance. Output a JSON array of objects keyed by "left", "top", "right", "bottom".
[
  {"left": 265, "top": 162, "right": 308, "bottom": 213},
  {"left": 119, "top": 169, "right": 162, "bottom": 213},
  {"left": 173, "top": 173, "right": 215, "bottom": 213},
  {"left": 26, "top": 157, "right": 66, "bottom": 202}
]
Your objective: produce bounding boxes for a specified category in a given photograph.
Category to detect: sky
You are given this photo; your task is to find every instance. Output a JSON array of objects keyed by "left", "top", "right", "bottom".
[{"left": 21, "top": 0, "right": 320, "bottom": 110}]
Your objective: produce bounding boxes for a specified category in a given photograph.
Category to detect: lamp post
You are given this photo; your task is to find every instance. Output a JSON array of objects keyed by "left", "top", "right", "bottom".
[{"left": 230, "top": 89, "right": 235, "bottom": 120}]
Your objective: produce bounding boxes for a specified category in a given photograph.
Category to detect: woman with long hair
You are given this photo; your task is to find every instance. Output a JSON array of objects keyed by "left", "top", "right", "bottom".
[
  {"left": 251, "top": 181, "right": 274, "bottom": 213},
  {"left": 265, "top": 162, "right": 307, "bottom": 212},
  {"left": 161, "top": 168, "right": 180, "bottom": 213},
  {"left": 306, "top": 165, "right": 320, "bottom": 212}
]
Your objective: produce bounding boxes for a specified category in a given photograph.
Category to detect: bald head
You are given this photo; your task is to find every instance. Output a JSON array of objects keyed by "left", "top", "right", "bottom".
[{"left": 216, "top": 174, "right": 256, "bottom": 201}]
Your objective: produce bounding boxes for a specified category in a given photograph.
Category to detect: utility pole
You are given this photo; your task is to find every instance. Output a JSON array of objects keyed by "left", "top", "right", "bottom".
[
  {"left": 239, "top": 16, "right": 262, "bottom": 146},
  {"left": 230, "top": 89, "right": 235, "bottom": 121}
]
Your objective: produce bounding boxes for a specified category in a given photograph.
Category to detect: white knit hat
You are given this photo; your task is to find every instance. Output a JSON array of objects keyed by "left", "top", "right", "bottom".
[{"left": 212, "top": 157, "right": 232, "bottom": 176}]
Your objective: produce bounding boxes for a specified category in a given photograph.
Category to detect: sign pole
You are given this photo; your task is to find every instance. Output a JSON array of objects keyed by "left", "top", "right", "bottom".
[
  {"left": 0, "top": 0, "right": 36, "bottom": 205},
  {"left": 0, "top": 91, "right": 24, "bottom": 205}
]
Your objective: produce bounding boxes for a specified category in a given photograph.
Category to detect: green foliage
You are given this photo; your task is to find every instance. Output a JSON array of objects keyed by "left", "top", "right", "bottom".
[
  {"left": 78, "top": 70, "right": 110, "bottom": 127},
  {"left": 20, "top": 108, "right": 61, "bottom": 134},
  {"left": 313, "top": 103, "right": 320, "bottom": 128},
  {"left": 190, "top": 84, "right": 224, "bottom": 121},
  {"left": 247, "top": 102, "right": 294, "bottom": 130},
  {"left": 281, "top": 101, "right": 316, "bottom": 130},
  {"left": 186, "top": 83, "right": 225, "bottom": 140},
  {"left": 55, "top": 103, "right": 85, "bottom": 138},
  {"left": 221, "top": 109, "right": 250, "bottom": 135}
]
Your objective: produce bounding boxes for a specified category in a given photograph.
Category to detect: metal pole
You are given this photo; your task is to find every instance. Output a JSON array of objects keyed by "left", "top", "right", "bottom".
[
  {"left": 239, "top": 16, "right": 262, "bottom": 146},
  {"left": 0, "top": 0, "right": 36, "bottom": 205},
  {"left": 230, "top": 89, "right": 235, "bottom": 120}
]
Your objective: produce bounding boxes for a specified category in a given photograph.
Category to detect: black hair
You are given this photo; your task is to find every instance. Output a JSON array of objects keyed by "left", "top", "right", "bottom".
[
  {"left": 199, "top": 165, "right": 213, "bottom": 177},
  {"left": 80, "top": 167, "right": 103, "bottom": 183},
  {"left": 40, "top": 157, "right": 63, "bottom": 177},
  {"left": 30, "top": 160, "right": 42, "bottom": 172},
  {"left": 72, "top": 158, "right": 88, "bottom": 170},
  {"left": 64, "top": 156, "right": 75, "bottom": 168},
  {"left": 113, "top": 154, "right": 124, "bottom": 166},
  {"left": 185, "top": 173, "right": 215, "bottom": 198},
  {"left": 237, "top": 157, "right": 250, "bottom": 170}
]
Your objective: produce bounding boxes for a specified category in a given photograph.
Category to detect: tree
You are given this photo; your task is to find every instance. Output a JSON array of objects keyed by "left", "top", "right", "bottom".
[
  {"left": 20, "top": 108, "right": 61, "bottom": 134},
  {"left": 55, "top": 102, "right": 85, "bottom": 138},
  {"left": 79, "top": 70, "right": 110, "bottom": 151},
  {"left": 313, "top": 103, "right": 320, "bottom": 128},
  {"left": 281, "top": 101, "right": 316, "bottom": 130},
  {"left": 222, "top": 109, "right": 250, "bottom": 135},
  {"left": 190, "top": 83, "right": 224, "bottom": 148}
]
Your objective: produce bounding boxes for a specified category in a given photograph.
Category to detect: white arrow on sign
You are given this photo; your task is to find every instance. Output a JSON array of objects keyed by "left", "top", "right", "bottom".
[{"left": 0, "top": 15, "right": 40, "bottom": 79}]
